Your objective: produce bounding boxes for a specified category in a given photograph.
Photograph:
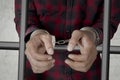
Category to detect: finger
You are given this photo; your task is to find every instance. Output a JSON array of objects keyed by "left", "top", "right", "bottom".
[
  {"left": 67, "top": 30, "right": 82, "bottom": 51},
  {"left": 31, "top": 58, "right": 55, "bottom": 68},
  {"left": 25, "top": 48, "right": 53, "bottom": 61},
  {"left": 40, "top": 34, "right": 54, "bottom": 55},
  {"left": 65, "top": 59, "right": 89, "bottom": 72},
  {"left": 31, "top": 63, "right": 54, "bottom": 73},
  {"left": 65, "top": 58, "right": 89, "bottom": 68},
  {"left": 68, "top": 54, "right": 89, "bottom": 62},
  {"left": 26, "top": 39, "right": 52, "bottom": 60},
  {"left": 26, "top": 49, "right": 55, "bottom": 67}
]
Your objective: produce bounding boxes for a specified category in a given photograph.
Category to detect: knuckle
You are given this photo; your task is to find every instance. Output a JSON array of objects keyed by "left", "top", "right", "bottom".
[
  {"left": 26, "top": 41, "right": 32, "bottom": 47},
  {"left": 33, "top": 70, "right": 37, "bottom": 73},
  {"left": 26, "top": 42, "right": 30, "bottom": 47},
  {"left": 73, "top": 30, "right": 80, "bottom": 33},
  {"left": 72, "top": 30, "right": 81, "bottom": 36},
  {"left": 82, "top": 68, "right": 88, "bottom": 72},
  {"left": 32, "top": 67, "right": 39, "bottom": 73}
]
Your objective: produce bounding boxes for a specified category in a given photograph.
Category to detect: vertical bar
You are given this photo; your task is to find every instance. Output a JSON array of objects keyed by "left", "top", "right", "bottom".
[
  {"left": 101, "top": 0, "right": 111, "bottom": 80},
  {"left": 18, "top": 0, "right": 28, "bottom": 80}
]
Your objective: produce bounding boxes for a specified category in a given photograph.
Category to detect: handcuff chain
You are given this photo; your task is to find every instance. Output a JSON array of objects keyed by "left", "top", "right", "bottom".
[{"left": 56, "top": 39, "right": 69, "bottom": 45}]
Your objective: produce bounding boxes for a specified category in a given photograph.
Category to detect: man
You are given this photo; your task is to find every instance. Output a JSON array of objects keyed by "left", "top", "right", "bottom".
[{"left": 14, "top": 0, "right": 120, "bottom": 80}]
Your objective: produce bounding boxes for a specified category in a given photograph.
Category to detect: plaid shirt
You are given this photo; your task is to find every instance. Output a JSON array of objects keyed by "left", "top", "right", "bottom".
[{"left": 15, "top": 0, "right": 120, "bottom": 80}]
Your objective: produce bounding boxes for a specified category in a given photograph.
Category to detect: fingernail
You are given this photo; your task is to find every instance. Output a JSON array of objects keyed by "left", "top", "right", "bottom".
[
  {"left": 48, "top": 48, "right": 54, "bottom": 55},
  {"left": 65, "top": 59, "right": 69, "bottom": 64},
  {"left": 48, "top": 56, "right": 52, "bottom": 60},
  {"left": 68, "top": 54, "right": 74, "bottom": 59},
  {"left": 67, "top": 44, "right": 73, "bottom": 51}
]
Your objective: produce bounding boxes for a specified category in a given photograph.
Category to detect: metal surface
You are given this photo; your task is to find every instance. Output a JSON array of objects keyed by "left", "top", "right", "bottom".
[
  {"left": 0, "top": 42, "right": 120, "bottom": 53},
  {"left": 0, "top": 42, "right": 19, "bottom": 50},
  {"left": 101, "top": 0, "right": 111, "bottom": 80},
  {"left": 18, "top": 0, "right": 28, "bottom": 80}
]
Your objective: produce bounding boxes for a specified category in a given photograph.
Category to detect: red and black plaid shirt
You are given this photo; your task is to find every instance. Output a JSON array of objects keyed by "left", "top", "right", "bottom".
[{"left": 15, "top": 0, "right": 120, "bottom": 80}]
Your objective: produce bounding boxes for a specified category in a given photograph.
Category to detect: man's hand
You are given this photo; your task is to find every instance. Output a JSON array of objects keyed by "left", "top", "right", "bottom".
[
  {"left": 25, "top": 31, "right": 55, "bottom": 73},
  {"left": 65, "top": 30, "right": 97, "bottom": 72}
]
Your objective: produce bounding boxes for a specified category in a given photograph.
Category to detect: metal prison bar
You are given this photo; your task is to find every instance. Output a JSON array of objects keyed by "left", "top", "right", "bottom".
[
  {"left": 102, "top": 0, "right": 111, "bottom": 80},
  {"left": 0, "top": 0, "right": 120, "bottom": 80},
  {"left": 1, "top": 42, "right": 120, "bottom": 53}
]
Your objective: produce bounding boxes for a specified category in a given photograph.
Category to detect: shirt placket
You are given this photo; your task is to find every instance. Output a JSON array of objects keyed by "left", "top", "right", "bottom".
[
  {"left": 65, "top": 0, "right": 74, "bottom": 80},
  {"left": 64, "top": 0, "right": 74, "bottom": 39}
]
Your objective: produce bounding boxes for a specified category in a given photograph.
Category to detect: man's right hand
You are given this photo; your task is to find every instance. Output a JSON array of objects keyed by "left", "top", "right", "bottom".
[{"left": 25, "top": 31, "right": 55, "bottom": 73}]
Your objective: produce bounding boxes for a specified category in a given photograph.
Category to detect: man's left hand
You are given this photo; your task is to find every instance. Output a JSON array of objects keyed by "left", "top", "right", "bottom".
[{"left": 65, "top": 30, "right": 97, "bottom": 72}]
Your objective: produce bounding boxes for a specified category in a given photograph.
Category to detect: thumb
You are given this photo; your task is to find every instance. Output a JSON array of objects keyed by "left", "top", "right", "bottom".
[
  {"left": 67, "top": 30, "right": 82, "bottom": 51},
  {"left": 41, "top": 34, "right": 54, "bottom": 55}
]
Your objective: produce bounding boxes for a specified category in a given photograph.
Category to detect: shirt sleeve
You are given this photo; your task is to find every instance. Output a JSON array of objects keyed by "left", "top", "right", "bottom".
[
  {"left": 14, "top": 0, "right": 40, "bottom": 42},
  {"left": 92, "top": 0, "right": 120, "bottom": 45}
]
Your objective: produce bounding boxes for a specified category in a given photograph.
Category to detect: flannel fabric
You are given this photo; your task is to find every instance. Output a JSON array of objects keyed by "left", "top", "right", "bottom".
[
  {"left": 25, "top": 51, "right": 101, "bottom": 80},
  {"left": 14, "top": 0, "right": 120, "bottom": 80}
]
